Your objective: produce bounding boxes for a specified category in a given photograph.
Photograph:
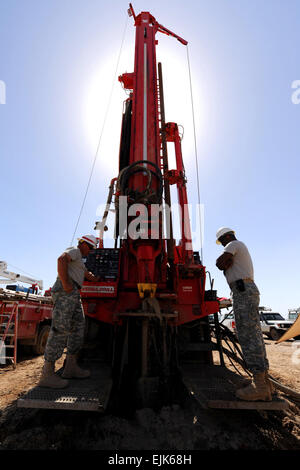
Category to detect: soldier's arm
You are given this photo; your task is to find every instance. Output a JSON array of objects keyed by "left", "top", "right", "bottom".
[
  {"left": 216, "top": 252, "right": 233, "bottom": 271},
  {"left": 58, "top": 253, "right": 73, "bottom": 293}
]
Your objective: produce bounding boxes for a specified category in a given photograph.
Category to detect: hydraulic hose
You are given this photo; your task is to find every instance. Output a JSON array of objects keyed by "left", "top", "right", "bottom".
[
  {"left": 269, "top": 375, "right": 300, "bottom": 401},
  {"left": 217, "top": 323, "right": 300, "bottom": 402},
  {"left": 119, "top": 160, "right": 163, "bottom": 203}
]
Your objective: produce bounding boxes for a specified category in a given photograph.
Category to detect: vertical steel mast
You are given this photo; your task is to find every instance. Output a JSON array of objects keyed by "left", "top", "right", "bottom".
[
  {"left": 118, "top": 4, "right": 189, "bottom": 293},
  {"left": 120, "top": 4, "right": 187, "bottom": 167}
]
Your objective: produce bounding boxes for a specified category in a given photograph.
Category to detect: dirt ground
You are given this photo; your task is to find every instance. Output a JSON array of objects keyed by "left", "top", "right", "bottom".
[{"left": 0, "top": 339, "right": 300, "bottom": 451}]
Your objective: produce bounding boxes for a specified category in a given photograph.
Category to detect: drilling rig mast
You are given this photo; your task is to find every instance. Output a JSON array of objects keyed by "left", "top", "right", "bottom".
[{"left": 19, "top": 5, "right": 287, "bottom": 413}]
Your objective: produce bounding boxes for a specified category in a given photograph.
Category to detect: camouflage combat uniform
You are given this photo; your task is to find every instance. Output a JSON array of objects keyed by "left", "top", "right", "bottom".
[
  {"left": 44, "top": 278, "right": 85, "bottom": 362},
  {"left": 222, "top": 239, "right": 269, "bottom": 375},
  {"left": 231, "top": 281, "right": 269, "bottom": 374}
]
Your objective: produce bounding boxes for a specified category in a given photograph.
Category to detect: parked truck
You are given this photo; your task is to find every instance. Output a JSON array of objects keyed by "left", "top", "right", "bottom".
[
  {"left": 219, "top": 308, "right": 295, "bottom": 342},
  {"left": 0, "top": 262, "right": 53, "bottom": 366},
  {"left": 259, "top": 310, "right": 294, "bottom": 341}
]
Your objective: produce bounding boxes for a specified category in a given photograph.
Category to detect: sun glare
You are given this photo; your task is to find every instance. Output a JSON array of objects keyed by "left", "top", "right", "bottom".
[
  {"left": 83, "top": 60, "right": 123, "bottom": 177},
  {"left": 82, "top": 38, "right": 205, "bottom": 179}
]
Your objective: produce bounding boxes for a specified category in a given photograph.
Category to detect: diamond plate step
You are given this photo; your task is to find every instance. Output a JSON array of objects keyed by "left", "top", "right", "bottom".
[
  {"left": 182, "top": 364, "right": 289, "bottom": 410},
  {"left": 17, "top": 363, "right": 112, "bottom": 412}
]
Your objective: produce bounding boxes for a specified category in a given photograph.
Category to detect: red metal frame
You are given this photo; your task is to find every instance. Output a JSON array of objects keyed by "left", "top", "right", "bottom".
[
  {"left": 165, "top": 122, "right": 193, "bottom": 264},
  {"left": 0, "top": 298, "right": 52, "bottom": 354},
  {"left": 82, "top": 4, "right": 219, "bottom": 326}
]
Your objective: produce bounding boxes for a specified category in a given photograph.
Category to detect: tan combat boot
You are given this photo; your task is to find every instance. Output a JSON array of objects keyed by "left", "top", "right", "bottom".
[
  {"left": 236, "top": 371, "right": 272, "bottom": 401},
  {"left": 238, "top": 376, "right": 253, "bottom": 388},
  {"left": 61, "top": 354, "right": 90, "bottom": 379},
  {"left": 38, "top": 361, "right": 69, "bottom": 389}
]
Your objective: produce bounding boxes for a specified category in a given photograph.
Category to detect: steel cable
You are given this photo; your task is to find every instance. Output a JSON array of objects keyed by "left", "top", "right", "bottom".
[
  {"left": 186, "top": 45, "right": 203, "bottom": 262},
  {"left": 70, "top": 13, "right": 129, "bottom": 246}
]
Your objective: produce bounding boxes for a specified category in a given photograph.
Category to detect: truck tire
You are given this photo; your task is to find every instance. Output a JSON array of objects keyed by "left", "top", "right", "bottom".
[
  {"left": 270, "top": 328, "right": 281, "bottom": 341},
  {"left": 33, "top": 324, "right": 50, "bottom": 355}
]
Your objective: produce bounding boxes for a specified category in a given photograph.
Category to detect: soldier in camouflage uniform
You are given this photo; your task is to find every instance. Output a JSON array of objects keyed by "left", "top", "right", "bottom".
[
  {"left": 44, "top": 279, "right": 86, "bottom": 363},
  {"left": 231, "top": 282, "right": 269, "bottom": 374},
  {"left": 39, "top": 235, "right": 99, "bottom": 389},
  {"left": 216, "top": 227, "right": 272, "bottom": 401}
]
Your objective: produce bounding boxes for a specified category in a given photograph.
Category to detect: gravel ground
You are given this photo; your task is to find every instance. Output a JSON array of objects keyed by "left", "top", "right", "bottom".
[{"left": 0, "top": 340, "right": 300, "bottom": 451}]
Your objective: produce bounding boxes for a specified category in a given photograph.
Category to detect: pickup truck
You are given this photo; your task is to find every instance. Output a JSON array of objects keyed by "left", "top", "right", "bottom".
[
  {"left": 219, "top": 311, "right": 236, "bottom": 334},
  {"left": 217, "top": 310, "right": 295, "bottom": 342},
  {"left": 0, "top": 287, "right": 53, "bottom": 361},
  {"left": 259, "top": 312, "right": 294, "bottom": 341}
]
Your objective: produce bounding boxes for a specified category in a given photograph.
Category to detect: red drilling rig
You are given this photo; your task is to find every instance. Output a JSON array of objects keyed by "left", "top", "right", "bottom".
[
  {"left": 19, "top": 5, "right": 286, "bottom": 413},
  {"left": 78, "top": 3, "right": 219, "bottom": 409}
]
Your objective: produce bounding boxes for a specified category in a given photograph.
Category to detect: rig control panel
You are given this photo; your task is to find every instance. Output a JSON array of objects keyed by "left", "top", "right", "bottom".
[{"left": 81, "top": 248, "right": 120, "bottom": 298}]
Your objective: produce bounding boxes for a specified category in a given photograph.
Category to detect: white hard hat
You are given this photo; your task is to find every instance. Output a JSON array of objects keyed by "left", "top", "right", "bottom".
[
  {"left": 216, "top": 227, "right": 235, "bottom": 244},
  {"left": 78, "top": 234, "right": 98, "bottom": 248}
]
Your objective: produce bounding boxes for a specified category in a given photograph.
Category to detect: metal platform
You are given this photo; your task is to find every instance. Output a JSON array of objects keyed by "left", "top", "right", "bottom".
[
  {"left": 17, "top": 363, "right": 112, "bottom": 412},
  {"left": 182, "top": 364, "right": 289, "bottom": 410}
]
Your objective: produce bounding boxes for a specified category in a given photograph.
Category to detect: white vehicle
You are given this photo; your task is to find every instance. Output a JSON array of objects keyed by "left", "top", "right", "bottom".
[
  {"left": 220, "top": 311, "right": 236, "bottom": 334},
  {"left": 219, "top": 309, "right": 295, "bottom": 342},
  {"left": 259, "top": 311, "right": 294, "bottom": 341}
]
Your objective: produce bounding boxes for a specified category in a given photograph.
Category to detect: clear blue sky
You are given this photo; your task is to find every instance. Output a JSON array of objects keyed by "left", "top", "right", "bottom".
[{"left": 1, "top": 0, "right": 299, "bottom": 316}]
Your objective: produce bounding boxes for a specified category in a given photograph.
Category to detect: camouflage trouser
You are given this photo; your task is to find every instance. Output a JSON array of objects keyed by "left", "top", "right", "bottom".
[
  {"left": 44, "top": 279, "right": 85, "bottom": 362},
  {"left": 231, "top": 281, "right": 269, "bottom": 374}
]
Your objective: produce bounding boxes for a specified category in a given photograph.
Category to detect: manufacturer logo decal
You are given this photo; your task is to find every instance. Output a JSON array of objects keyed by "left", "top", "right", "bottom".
[{"left": 82, "top": 286, "right": 115, "bottom": 293}]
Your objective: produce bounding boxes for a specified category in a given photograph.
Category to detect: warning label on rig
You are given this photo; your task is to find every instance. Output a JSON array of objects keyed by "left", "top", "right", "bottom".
[
  {"left": 182, "top": 286, "right": 193, "bottom": 292},
  {"left": 82, "top": 286, "right": 115, "bottom": 294}
]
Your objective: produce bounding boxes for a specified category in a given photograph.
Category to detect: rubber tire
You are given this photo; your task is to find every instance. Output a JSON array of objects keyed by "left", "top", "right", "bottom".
[
  {"left": 269, "top": 328, "right": 281, "bottom": 341},
  {"left": 33, "top": 324, "right": 50, "bottom": 355}
]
